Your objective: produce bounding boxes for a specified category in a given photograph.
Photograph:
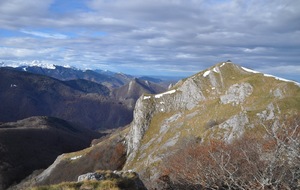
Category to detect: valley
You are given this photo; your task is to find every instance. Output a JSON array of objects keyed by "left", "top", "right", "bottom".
[{"left": 0, "top": 64, "right": 168, "bottom": 189}]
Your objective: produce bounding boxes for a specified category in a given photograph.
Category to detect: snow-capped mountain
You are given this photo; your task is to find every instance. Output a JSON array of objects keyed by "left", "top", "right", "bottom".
[
  {"left": 1, "top": 61, "right": 134, "bottom": 88},
  {"left": 1, "top": 60, "right": 61, "bottom": 70}
]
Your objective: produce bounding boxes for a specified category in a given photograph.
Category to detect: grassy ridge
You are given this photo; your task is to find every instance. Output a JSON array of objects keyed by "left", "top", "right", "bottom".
[{"left": 124, "top": 62, "right": 300, "bottom": 188}]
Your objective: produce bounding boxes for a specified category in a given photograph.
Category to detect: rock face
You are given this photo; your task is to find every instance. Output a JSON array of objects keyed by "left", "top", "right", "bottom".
[
  {"left": 30, "top": 170, "right": 146, "bottom": 190},
  {"left": 77, "top": 170, "right": 137, "bottom": 182},
  {"left": 177, "top": 78, "right": 206, "bottom": 110},
  {"left": 220, "top": 82, "right": 253, "bottom": 105},
  {"left": 126, "top": 97, "right": 156, "bottom": 160},
  {"left": 126, "top": 77, "right": 207, "bottom": 158},
  {"left": 124, "top": 62, "right": 300, "bottom": 189},
  {"left": 206, "top": 113, "right": 250, "bottom": 142},
  {"left": 78, "top": 172, "right": 105, "bottom": 181}
]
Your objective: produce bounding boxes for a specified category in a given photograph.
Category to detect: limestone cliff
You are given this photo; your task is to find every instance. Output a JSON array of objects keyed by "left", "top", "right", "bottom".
[{"left": 124, "top": 62, "right": 300, "bottom": 188}]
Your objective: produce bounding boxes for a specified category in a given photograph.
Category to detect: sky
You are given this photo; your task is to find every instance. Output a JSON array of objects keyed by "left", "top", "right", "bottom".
[{"left": 0, "top": 0, "right": 299, "bottom": 81}]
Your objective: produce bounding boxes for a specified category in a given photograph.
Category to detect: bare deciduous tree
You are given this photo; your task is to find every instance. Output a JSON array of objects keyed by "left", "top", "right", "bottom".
[{"left": 161, "top": 115, "right": 300, "bottom": 190}]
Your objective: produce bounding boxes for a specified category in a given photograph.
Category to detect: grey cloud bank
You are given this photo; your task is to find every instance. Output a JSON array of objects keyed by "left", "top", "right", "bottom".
[{"left": 0, "top": 0, "right": 299, "bottom": 81}]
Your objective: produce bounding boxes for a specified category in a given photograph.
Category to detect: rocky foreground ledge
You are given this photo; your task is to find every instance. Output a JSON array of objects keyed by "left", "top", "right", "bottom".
[
  {"left": 30, "top": 170, "right": 146, "bottom": 190},
  {"left": 77, "top": 170, "right": 137, "bottom": 182}
]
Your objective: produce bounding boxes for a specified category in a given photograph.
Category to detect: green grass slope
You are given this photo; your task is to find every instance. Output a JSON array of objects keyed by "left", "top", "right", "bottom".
[{"left": 124, "top": 62, "right": 300, "bottom": 188}]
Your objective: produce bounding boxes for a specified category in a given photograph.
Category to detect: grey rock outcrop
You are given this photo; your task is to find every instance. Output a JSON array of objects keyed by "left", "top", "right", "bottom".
[
  {"left": 78, "top": 172, "right": 105, "bottom": 182},
  {"left": 126, "top": 77, "right": 207, "bottom": 159},
  {"left": 124, "top": 62, "right": 300, "bottom": 190},
  {"left": 256, "top": 103, "right": 279, "bottom": 121},
  {"left": 177, "top": 78, "right": 206, "bottom": 110},
  {"left": 217, "top": 113, "right": 249, "bottom": 143},
  {"left": 220, "top": 83, "right": 253, "bottom": 105},
  {"left": 77, "top": 170, "right": 147, "bottom": 190},
  {"left": 273, "top": 88, "right": 284, "bottom": 99},
  {"left": 126, "top": 97, "right": 156, "bottom": 160}
]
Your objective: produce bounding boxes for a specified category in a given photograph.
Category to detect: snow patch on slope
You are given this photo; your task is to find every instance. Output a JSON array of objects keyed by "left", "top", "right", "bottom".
[
  {"left": 263, "top": 74, "right": 299, "bottom": 85},
  {"left": 143, "top": 96, "right": 151, "bottom": 100},
  {"left": 142, "top": 89, "right": 177, "bottom": 101},
  {"left": 155, "top": 89, "right": 176, "bottom": 98},
  {"left": 242, "top": 67, "right": 300, "bottom": 86},
  {"left": 241, "top": 67, "right": 260, "bottom": 74},
  {"left": 213, "top": 67, "right": 220, "bottom": 73},
  {"left": 203, "top": 70, "right": 211, "bottom": 77},
  {"left": 70, "top": 155, "right": 82, "bottom": 160}
]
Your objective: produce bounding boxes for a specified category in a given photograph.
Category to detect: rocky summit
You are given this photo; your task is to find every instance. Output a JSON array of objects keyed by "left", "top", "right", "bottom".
[{"left": 124, "top": 62, "right": 300, "bottom": 188}]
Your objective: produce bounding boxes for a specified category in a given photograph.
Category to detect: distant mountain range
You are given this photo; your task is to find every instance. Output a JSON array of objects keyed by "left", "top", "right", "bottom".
[
  {"left": 0, "top": 62, "right": 177, "bottom": 89},
  {"left": 0, "top": 64, "right": 171, "bottom": 130},
  {"left": 12, "top": 65, "right": 133, "bottom": 89},
  {"left": 112, "top": 78, "right": 166, "bottom": 109},
  {"left": 0, "top": 67, "right": 133, "bottom": 130}
]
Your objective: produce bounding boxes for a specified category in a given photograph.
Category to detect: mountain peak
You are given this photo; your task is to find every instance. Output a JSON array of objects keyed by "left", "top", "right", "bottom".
[
  {"left": 185, "top": 62, "right": 300, "bottom": 88},
  {"left": 197, "top": 61, "right": 245, "bottom": 77},
  {"left": 124, "top": 62, "right": 300, "bottom": 188},
  {"left": 1, "top": 61, "right": 58, "bottom": 70}
]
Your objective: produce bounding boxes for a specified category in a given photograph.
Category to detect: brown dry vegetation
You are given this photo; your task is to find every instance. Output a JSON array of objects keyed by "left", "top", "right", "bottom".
[{"left": 160, "top": 116, "right": 300, "bottom": 190}]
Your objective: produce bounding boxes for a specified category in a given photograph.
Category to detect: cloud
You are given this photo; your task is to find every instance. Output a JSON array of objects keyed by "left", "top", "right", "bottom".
[
  {"left": 257, "top": 65, "right": 300, "bottom": 82},
  {"left": 0, "top": 0, "right": 54, "bottom": 29},
  {"left": 259, "top": 65, "right": 300, "bottom": 75},
  {"left": 0, "top": 46, "right": 60, "bottom": 59},
  {"left": 0, "top": 0, "right": 53, "bottom": 16},
  {"left": 20, "top": 30, "right": 68, "bottom": 39},
  {"left": 0, "top": 0, "right": 299, "bottom": 81}
]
